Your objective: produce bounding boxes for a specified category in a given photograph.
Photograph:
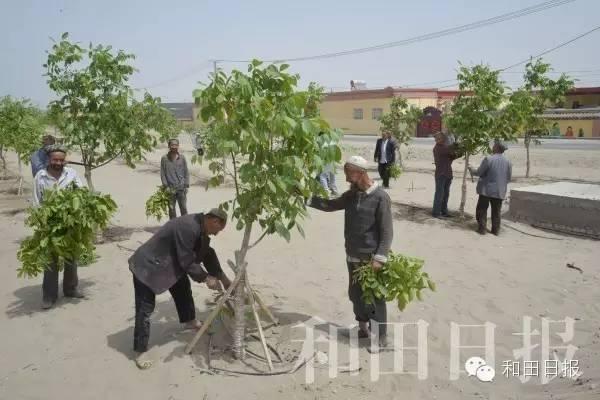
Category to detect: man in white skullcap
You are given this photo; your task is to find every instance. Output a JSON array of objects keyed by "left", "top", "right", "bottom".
[{"left": 310, "top": 156, "right": 393, "bottom": 344}]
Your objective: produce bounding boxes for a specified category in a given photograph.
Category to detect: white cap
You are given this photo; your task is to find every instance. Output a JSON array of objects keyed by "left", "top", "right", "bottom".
[{"left": 344, "top": 155, "right": 368, "bottom": 170}]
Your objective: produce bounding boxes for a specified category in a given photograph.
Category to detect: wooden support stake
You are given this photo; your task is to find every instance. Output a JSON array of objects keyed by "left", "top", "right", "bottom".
[
  {"left": 246, "top": 280, "right": 273, "bottom": 371},
  {"left": 185, "top": 261, "right": 248, "bottom": 354}
]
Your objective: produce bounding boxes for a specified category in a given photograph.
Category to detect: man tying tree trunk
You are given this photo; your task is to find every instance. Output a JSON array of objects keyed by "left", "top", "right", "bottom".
[
  {"left": 310, "top": 156, "right": 393, "bottom": 346},
  {"left": 128, "top": 209, "right": 232, "bottom": 369}
]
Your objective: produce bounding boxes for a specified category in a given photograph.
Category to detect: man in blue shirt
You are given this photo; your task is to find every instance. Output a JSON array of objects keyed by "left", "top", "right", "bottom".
[{"left": 30, "top": 135, "right": 55, "bottom": 177}]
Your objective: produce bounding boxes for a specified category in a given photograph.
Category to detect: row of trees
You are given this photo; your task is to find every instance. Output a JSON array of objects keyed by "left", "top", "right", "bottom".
[
  {"left": 0, "top": 32, "right": 178, "bottom": 194},
  {"left": 0, "top": 31, "right": 575, "bottom": 366},
  {"left": 0, "top": 97, "right": 46, "bottom": 193},
  {"left": 379, "top": 59, "right": 573, "bottom": 215}
]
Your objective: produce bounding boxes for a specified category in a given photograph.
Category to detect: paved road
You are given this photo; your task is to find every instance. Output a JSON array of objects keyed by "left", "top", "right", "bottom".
[{"left": 342, "top": 135, "right": 600, "bottom": 151}]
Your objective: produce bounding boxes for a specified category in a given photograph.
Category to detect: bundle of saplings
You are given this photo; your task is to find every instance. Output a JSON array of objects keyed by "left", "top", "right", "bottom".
[
  {"left": 389, "top": 163, "right": 402, "bottom": 179},
  {"left": 353, "top": 251, "right": 436, "bottom": 311},
  {"left": 17, "top": 184, "right": 117, "bottom": 278},
  {"left": 145, "top": 185, "right": 173, "bottom": 221}
]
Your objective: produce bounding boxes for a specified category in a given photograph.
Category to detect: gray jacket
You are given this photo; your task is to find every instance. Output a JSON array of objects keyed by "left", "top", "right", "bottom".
[
  {"left": 160, "top": 153, "right": 189, "bottom": 190},
  {"left": 129, "top": 213, "right": 223, "bottom": 294},
  {"left": 471, "top": 154, "right": 512, "bottom": 199},
  {"left": 310, "top": 183, "right": 393, "bottom": 262}
]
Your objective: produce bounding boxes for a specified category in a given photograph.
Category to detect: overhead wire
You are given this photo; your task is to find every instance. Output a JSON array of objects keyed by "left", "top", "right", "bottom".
[
  {"left": 403, "top": 25, "right": 600, "bottom": 90},
  {"left": 216, "top": 0, "right": 577, "bottom": 63}
]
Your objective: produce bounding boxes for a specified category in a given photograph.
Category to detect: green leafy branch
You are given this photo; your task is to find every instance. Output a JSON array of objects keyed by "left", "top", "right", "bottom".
[
  {"left": 353, "top": 252, "right": 436, "bottom": 311},
  {"left": 17, "top": 184, "right": 117, "bottom": 278}
]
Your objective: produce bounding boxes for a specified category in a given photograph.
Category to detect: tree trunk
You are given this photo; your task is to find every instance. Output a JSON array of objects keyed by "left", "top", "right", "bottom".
[
  {"left": 396, "top": 146, "right": 403, "bottom": 169},
  {"left": 0, "top": 145, "right": 6, "bottom": 178},
  {"left": 17, "top": 157, "right": 23, "bottom": 195},
  {"left": 232, "top": 223, "right": 253, "bottom": 360},
  {"left": 84, "top": 165, "right": 95, "bottom": 192},
  {"left": 459, "top": 153, "right": 470, "bottom": 217},
  {"left": 525, "top": 136, "right": 531, "bottom": 178}
]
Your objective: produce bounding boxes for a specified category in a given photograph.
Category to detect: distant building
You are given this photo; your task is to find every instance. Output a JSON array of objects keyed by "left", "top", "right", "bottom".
[
  {"left": 319, "top": 87, "right": 460, "bottom": 136},
  {"left": 319, "top": 86, "right": 600, "bottom": 137},
  {"left": 162, "top": 102, "right": 194, "bottom": 127}
]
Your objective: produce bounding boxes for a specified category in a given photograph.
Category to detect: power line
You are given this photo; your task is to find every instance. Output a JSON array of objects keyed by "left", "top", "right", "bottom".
[
  {"left": 131, "top": 0, "right": 576, "bottom": 92},
  {"left": 134, "top": 61, "right": 212, "bottom": 91},
  {"left": 405, "top": 25, "right": 600, "bottom": 89},
  {"left": 500, "top": 25, "right": 600, "bottom": 71},
  {"left": 217, "top": 0, "right": 577, "bottom": 63}
]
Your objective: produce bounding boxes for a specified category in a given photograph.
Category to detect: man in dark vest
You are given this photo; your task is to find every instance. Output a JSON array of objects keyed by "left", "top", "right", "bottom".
[{"left": 128, "top": 208, "right": 231, "bottom": 369}]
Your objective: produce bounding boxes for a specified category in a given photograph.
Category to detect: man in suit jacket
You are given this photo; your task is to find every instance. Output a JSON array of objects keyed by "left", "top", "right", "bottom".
[
  {"left": 128, "top": 209, "right": 231, "bottom": 369},
  {"left": 373, "top": 131, "right": 397, "bottom": 188}
]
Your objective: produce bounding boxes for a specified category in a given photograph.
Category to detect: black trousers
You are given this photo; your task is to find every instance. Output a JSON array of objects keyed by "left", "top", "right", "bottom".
[
  {"left": 378, "top": 163, "right": 391, "bottom": 188},
  {"left": 168, "top": 189, "right": 188, "bottom": 220},
  {"left": 43, "top": 259, "right": 78, "bottom": 302},
  {"left": 347, "top": 261, "right": 387, "bottom": 337},
  {"left": 476, "top": 195, "right": 503, "bottom": 234},
  {"left": 133, "top": 275, "right": 196, "bottom": 353}
]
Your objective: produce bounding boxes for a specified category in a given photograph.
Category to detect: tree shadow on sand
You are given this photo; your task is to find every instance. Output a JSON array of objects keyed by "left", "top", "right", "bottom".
[{"left": 392, "top": 201, "right": 477, "bottom": 232}]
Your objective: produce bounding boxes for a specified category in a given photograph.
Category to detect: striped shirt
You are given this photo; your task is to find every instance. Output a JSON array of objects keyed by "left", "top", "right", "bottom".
[{"left": 33, "top": 167, "right": 83, "bottom": 207}]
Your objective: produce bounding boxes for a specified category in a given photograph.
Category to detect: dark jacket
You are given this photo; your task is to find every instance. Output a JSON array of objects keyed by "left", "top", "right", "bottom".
[
  {"left": 160, "top": 153, "right": 189, "bottom": 190},
  {"left": 374, "top": 138, "right": 397, "bottom": 164},
  {"left": 310, "top": 183, "right": 393, "bottom": 262},
  {"left": 128, "top": 213, "right": 223, "bottom": 294},
  {"left": 30, "top": 148, "right": 48, "bottom": 177},
  {"left": 433, "top": 143, "right": 460, "bottom": 178}
]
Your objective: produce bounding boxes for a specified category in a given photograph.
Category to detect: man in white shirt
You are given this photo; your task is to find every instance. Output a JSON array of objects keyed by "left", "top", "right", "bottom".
[
  {"left": 374, "top": 131, "right": 397, "bottom": 189},
  {"left": 33, "top": 146, "right": 85, "bottom": 309}
]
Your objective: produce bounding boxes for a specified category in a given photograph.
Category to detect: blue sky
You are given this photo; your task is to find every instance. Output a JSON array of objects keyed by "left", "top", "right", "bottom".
[{"left": 1, "top": 0, "right": 599, "bottom": 105}]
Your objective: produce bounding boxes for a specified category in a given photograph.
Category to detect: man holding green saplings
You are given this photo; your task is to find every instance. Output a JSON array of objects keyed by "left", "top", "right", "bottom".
[
  {"left": 310, "top": 155, "right": 393, "bottom": 345},
  {"left": 33, "top": 145, "right": 85, "bottom": 309}
]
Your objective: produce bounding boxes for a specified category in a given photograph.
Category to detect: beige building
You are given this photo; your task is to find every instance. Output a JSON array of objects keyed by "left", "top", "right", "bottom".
[
  {"left": 319, "top": 87, "right": 459, "bottom": 136},
  {"left": 320, "top": 86, "right": 600, "bottom": 138}
]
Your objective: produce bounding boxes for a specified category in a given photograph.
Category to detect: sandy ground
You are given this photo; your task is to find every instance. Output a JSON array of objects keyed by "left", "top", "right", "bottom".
[{"left": 0, "top": 136, "right": 599, "bottom": 400}]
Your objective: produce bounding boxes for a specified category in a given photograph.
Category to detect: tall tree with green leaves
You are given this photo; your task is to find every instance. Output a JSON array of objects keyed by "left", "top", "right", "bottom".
[
  {"left": 378, "top": 97, "right": 422, "bottom": 167},
  {"left": 0, "top": 96, "right": 46, "bottom": 191},
  {"left": 445, "top": 64, "right": 516, "bottom": 216},
  {"left": 191, "top": 60, "right": 341, "bottom": 359},
  {"left": 44, "top": 32, "right": 177, "bottom": 191},
  {"left": 504, "top": 59, "right": 573, "bottom": 177}
]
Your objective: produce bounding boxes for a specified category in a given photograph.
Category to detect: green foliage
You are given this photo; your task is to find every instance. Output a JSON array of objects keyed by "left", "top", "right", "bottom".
[
  {"left": 389, "top": 163, "right": 402, "bottom": 179},
  {"left": 504, "top": 59, "right": 574, "bottom": 141},
  {"left": 0, "top": 96, "right": 46, "bottom": 162},
  {"left": 44, "top": 32, "right": 177, "bottom": 189},
  {"left": 379, "top": 97, "right": 422, "bottom": 146},
  {"left": 445, "top": 64, "right": 513, "bottom": 155},
  {"left": 145, "top": 185, "right": 174, "bottom": 221},
  {"left": 193, "top": 60, "right": 342, "bottom": 242},
  {"left": 353, "top": 252, "right": 435, "bottom": 311},
  {"left": 17, "top": 184, "right": 117, "bottom": 278}
]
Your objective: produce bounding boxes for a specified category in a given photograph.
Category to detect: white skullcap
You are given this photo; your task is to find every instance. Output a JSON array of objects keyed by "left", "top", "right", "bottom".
[{"left": 344, "top": 155, "right": 368, "bottom": 171}]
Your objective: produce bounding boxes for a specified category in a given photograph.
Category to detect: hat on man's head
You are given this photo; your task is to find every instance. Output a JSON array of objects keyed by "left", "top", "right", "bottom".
[
  {"left": 344, "top": 155, "right": 368, "bottom": 171},
  {"left": 206, "top": 208, "right": 227, "bottom": 222},
  {"left": 493, "top": 139, "right": 508, "bottom": 152},
  {"left": 45, "top": 145, "right": 66, "bottom": 155}
]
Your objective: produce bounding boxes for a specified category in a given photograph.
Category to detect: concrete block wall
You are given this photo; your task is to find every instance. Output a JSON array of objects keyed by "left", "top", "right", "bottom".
[{"left": 509, "top": 183, "right": 600, "bottom": 239}]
